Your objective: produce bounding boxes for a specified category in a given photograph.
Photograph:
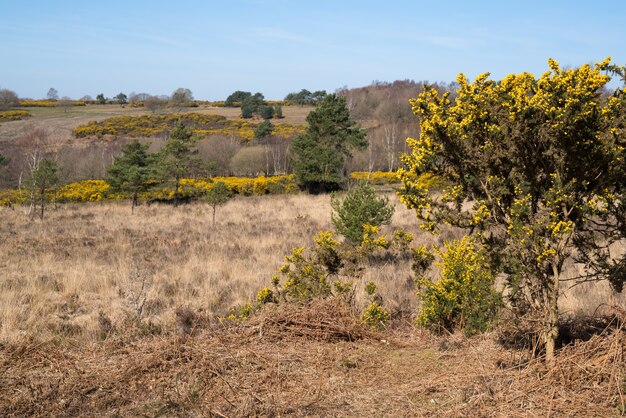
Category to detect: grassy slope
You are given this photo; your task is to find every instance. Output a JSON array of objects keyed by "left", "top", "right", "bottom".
[{"left": 0, "top": 104, "right": 313, "bottom": 147}]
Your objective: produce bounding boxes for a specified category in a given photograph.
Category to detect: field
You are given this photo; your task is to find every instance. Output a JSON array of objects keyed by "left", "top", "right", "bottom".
[
  {"left": 0, "top": 104, "right": 313, "bottom": 147},
  {"left": 1, "top": 195, "right": 625, "bottom": 416}
]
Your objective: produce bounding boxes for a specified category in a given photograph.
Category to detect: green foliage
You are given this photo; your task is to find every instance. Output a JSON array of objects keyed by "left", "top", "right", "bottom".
[
  {"left": 292, "top": 94, "right": 367, "bottom": 193},
  {"left": 279, "top": 247, "right": 331, "bottom": 302},
  {"left": 240, "top": 93, "right": 266, "bottom": 118},
  {"left": 331, "top": 181, "right": 394, "bottom": 244},
  {"left": 259, "top": 105, "right": 274, "bottom": 120},
  {"left": 399, "top": 58, "right": 626, "bottom": 359},
  {"left": 284, "top": 89, "right": 327, "bottom": 105},
  {"left": 365, "top": 281, "right": 377, "bottom": 296},
  {"left": 31, "top": 159, "right": 61, "bottom": 220},
  {"left": 361, "top": 302, "right": 390, "bottom": 329},
  {"left": 241, "top": 101, "right": 254, "bottom": 119},
  {"left": 256, "top": 287, "right": 275, "bottom": 304},
  {"left": 106, "top": 140, "right": 154, "bottom": 212},
  {"left": 274, "top": 104, "right": 283, "bottom": 118},
  {"left": 205, "top": 181, "right": 231, "bottom": 226},
  {"left": 115, "top": 92, "right": 127, "bottom": 104},
  {"left": 157, "top": 122, "right": 201, "bottom": 207},
  {"left": 224, "top": 90, "right": 251, "bottom": 107},
  {"left": 416, "top": 237, "right": 501, "bottom": 336},
  {"left": 95, "top": 93, "right": 106, "bottom": 104},
  {"left": 253, "top": 120, "right": 274, "bottom": 141}
]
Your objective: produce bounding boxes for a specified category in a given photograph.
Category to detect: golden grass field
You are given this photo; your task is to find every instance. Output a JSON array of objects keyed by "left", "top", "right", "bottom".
[
  {"left": 1, "top": 104, "right": 625, "bottom": 415},
  {"left": 0, "top": 193, "right": 625, "bottom": 416},
  {"left": 0, "top": 104, "right": 313, "bottom": 147},
  {"left": 1, "top": 193, "right": 622, "bottom": 343}
]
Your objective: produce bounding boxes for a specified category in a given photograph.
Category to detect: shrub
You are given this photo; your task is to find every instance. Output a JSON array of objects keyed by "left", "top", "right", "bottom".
[
  {"left": 331, "top": 181, "right": 394, "bottom": 244},
  {"left": 0, "top": 110, "right": 31, "bottom": 121},
  {"left": 361, "top": 302, "right": 390, "bottom": 329},
  {"left": 415, "top": 236, "right": 501, "bottom": 336}
]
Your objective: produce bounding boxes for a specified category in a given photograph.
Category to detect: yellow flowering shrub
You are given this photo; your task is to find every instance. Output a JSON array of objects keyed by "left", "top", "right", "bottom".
[
  {"left": 415, "top": 236, "right": 501, "bottom": 335},
  {"left": 19, "top": 100, "right": 86, "bottom": 107},
  {"left": 0, "top": 110, "right": 31, "bottom": 121},
  {"left": 73, "top": 113, "right": 304, "bottom": 141},
  {"left": 57, "top": 180, "right": 111, "bottom": 202}
]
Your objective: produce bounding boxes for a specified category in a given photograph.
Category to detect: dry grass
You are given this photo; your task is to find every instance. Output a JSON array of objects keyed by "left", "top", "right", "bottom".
[
  {"left": 0, "top": 300, "right": 623, "bottom": 417},
  {"left": 1, "top": 193, "right": 626, "bottom": 416},
  {"left": 0, "top": 104, "right": 311, "bottom": 148},
  {"left": 1, "top": 193, "right": 624, "bottom": 343},
  {"left": 0, "top": 193, "right": 431, "bottom": 342}
]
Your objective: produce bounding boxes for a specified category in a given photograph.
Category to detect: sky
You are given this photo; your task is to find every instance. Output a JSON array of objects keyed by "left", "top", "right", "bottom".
[{"left": 1, "top": 0, "right": 625, "bottom": 101}]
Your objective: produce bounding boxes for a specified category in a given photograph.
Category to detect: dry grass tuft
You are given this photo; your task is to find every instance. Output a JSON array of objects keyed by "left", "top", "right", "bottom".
[{"left": 247, "top": 298, "right": 371, "bottom": 343}]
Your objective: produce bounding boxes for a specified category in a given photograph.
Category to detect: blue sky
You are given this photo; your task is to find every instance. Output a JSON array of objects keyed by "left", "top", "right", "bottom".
[{"left": 1, "top": 0, "right": 625, "bottom": 100}]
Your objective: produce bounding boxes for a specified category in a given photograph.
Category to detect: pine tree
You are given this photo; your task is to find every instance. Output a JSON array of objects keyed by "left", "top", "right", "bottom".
[
  {"left": 158, "top": 122, "right": 201, "bottom": 207},
  {"left": 291, "top": 94, "right": 367, "bottom": 193},
  {"left": 107, "top": 140, "right": 154, "bottom": 213}
]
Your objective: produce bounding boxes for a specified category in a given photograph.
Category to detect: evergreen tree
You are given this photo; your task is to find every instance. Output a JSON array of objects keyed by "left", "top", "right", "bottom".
[
  {"left": 331, "top": 181, "right": 394, "bottom": 244},
  {"left": 291, "top": 94, "right": 367, "bottom": 193},
  {"left": 205, "top": 181, "right": 231, "bottom": 227},
  {"left": 158, "top": 122, "right": 201, "bottom": 207},
  {"left": 106, "top": 140, "right": 154, "bottom": 213},
  {"left": 253, "top": 120, "right": 274, "bottom": 142},
  {"left": 31, "top": 158, "right": 60, "bottom": 220}
]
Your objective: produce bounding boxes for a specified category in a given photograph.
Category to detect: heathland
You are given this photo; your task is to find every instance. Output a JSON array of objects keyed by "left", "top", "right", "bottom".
[{"left": 1, "top": 74, "right": 626, "bottom": 416}]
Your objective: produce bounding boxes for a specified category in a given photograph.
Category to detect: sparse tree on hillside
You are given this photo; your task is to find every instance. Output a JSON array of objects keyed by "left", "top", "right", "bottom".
[
  {"left": 144, "top": 95, "right": 165, "bottom": 114},
  {"left": 259, "top": 105, "right": 274, "bottom": 120},
  {"left": 170, "top": 88, "right": 194, "bottom": 110},
  {"left": 0, "top": 88, "right": 19, "bottom": 109},
  {"left": 47, "top": 88, "right": 59, "bottom": 101},
  {"left": 115, "top": 92, "right": 128, "bottom": 105},
  {"left": 205, "top": 181, "right": 231, "bottom": 227},
  {"left": 30, "top": 158, "right": 60, "bottom": 220},
  {"left": 240, "top": 93, "right": 266, "bottom": 118},
  {"left": 128, "top": 92, "right": 150, "bottom": 104},
  {"left": 398, "top": 58, "right": 626, "bottom": 363},
  {"left": 158, "top": 122, "right": 201, "bottom": 207},
  {"left": 254, "top": 120, "right": 274, "bottom": 142},
  {"left": 284, "top": 89, "right": 327, "bottom": 105},
  {"left": 107, "top": 140, "right": 154, "bottom": 213},
  {"left": 225, "top": 91, "right": 252, "bottom": 107},
  {"left": 291, "top": 94, "right": 367, "bottom": 193}
]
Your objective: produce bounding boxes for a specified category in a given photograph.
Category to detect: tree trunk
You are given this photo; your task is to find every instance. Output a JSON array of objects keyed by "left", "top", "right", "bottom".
[
  {"left": 132, "top": 193, "right": 137, "bottom": 214},
  {"left": 174, "top": 177, "right": 179, "bottom": 208},
  {"left": 212, "top": 205, "right": 216, "bottom": 227},
  {"left": 545, "top": 262, "right": 560, "bottom": 364}
]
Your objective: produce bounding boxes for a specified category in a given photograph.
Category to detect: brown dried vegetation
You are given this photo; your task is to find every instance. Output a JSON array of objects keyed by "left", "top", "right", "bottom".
[{"left": 1, "top": 195, "right": 625, "bottom": 416}]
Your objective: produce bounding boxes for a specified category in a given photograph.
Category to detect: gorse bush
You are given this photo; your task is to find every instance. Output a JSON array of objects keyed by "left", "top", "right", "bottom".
[
  {"left": 0, "top": 175, "right": 298, "bottom": 207},
  {"left": 331, "top": 181, "right": 394, "bottom": 244},
  {"left": 0, "top": 110, "right": 31, "bottom": 121},
  {"left": 72, "top": 113, "right": 304, "bottom": 141},
  {"left": 361, "top": 302, "right": 390, "bottom": 329},
  {"left": 415, "top": 236, "right": 501, "bottom": 336}
]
